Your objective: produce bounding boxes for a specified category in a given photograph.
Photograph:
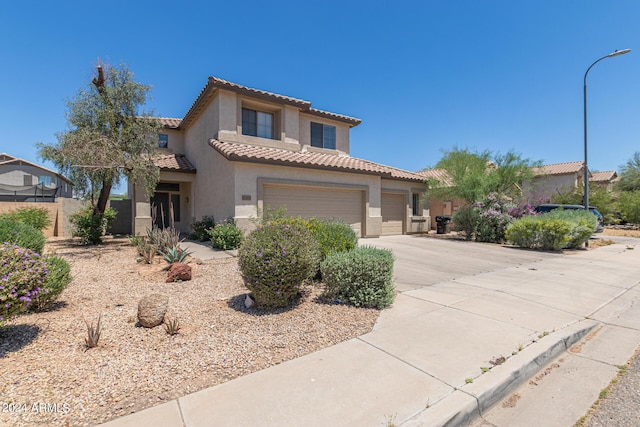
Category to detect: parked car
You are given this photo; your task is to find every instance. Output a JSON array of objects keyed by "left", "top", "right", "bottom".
[{"left": 533, "top": 204, "right": 604, "bottom": 233}]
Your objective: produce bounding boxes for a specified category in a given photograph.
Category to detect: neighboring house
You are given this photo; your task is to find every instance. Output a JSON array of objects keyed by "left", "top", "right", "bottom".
[
  {"left": 522, "top": 161, "right": 590, "bottom": 204},
  {"left": 416, "top": 168, "right": 465, "bottom": 229},
  {"left": 590, "top": 170, "right": 618, "bottom": 191},
  {"left": 131, "top": 76, "right": 429, "bottom": 237},
  {"left": 0, "top": 153, "right": 73, "bottom": 202}
]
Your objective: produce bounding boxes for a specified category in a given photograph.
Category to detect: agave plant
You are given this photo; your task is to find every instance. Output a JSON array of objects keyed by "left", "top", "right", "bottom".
[
  {"left": 164, "top": 316, "right": 181, "bottom": 335},
  {"left": 84, "top": 315, "right": 102, "bottom": 349},
  {"left": 159, "top": 245, "right": 192, "bottom": 264}
]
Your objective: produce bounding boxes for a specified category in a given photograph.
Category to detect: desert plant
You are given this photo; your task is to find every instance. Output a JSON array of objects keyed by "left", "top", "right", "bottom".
[
  {"left": 506, "top": 210, "right": 596, "bottom": 250},
  {"left": 321, "top": 246, "right": 395, "bottom": 309},
  {"left": 189, "top": 215, "right": 216, "bottom": 241},
  {"left": 306, "top": 218, "right": 358, "bottom": 260},
  {"left": 128, "top": 234, "right": 144, "bottom": 248},
  {"left": 164, "top": 316, "right": 181, "bottom": 335},
  {"left": 30, "top": 256, "right": 72, "bottom": 311},
  {"left": 0, "top": 207, "right": 52, "bottom": 231},
  {"left": 238, "top": 222, "right": 321, "bottom": 308},
  {"left": 0, "top": 243, "right": 48, "bottom": 325},
  {"left": 209, "top": 220, "right": 243, "bottom": 250},
  {"left": 137, "top": 240, "right": 157, "bottom": 264},
  {"left": 617, "top": 190, "right": 640, "bottom": 225},
  {"left": 69, "top": 205, "right": 117, "bottom": 245},
  {"left": 452, "top": 205, "right": 480, "bottom": 240},
  {"left": 545, "top": 209, "right": 597, "bottom": 249},
  {"left": 159, "top": 245, "right": 192, "bottom": 264},
  {"left": 146, "top": 226, "right": 181, "bottom": 254},
  {"left": 84, "top": 315, "right": 102, "bottom": 348},
  {"left": 0, "top": 218, "right": 46, "bottom": 254}
]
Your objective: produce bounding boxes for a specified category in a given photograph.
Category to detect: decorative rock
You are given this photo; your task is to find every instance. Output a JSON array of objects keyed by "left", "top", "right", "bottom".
[
  {"left": 166, "top": 263, "right": 192, "bottom": 283},
  {"left": 137, "top": 293, "right": 169, "bottom": 328},
  {"left": 244, "top": 294, "right": 255, "bottom": 309}
]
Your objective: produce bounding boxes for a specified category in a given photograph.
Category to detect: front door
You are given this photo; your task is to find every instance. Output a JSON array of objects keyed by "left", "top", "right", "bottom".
[{"left": 151, "top": 192, "right": 171, "bottom": 228}]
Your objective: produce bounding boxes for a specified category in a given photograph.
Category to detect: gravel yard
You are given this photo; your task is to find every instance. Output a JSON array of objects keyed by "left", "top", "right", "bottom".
[{"left": 0, "top": 238, "right": 379, "bottom": 426}]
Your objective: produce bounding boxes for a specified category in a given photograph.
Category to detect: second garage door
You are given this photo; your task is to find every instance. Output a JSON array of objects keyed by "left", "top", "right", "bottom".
[
  {"left": 263, "top": 185, "right": 364, "bottom": 237},
  {"left": 381, "top": 193, "right": 405, "bottom": 236}
]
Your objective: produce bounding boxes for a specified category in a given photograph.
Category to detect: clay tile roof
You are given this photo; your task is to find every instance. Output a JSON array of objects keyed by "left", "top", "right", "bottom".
[
  {"left": 157, "top": 117, "right": 182, "bottom": 129},
  {"left": 182, "top": 76, "right": 361, "bottom": 128},
  {"left": 591, "top": 170, "right": 618, "bottom": 183},
  {"left": 155, "top": 153, "right": 196, "bottom": 173},
  {"left": 534, "top": 161, "right": 585, "bottom": 176},
  {"left": 415, "top": 168, "right": 453, "bottom": 187},
  {"left": 209, "top": 140, "right": 425, "bottom": 182}
]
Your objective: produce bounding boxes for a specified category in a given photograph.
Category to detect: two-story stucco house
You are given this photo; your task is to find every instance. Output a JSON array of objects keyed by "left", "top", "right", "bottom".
[
  {"left": 523, "top": 161, "right": 589, "bottom": 204},
  {"left": 130, "top": 76, "right": 429, "bottom": 237},
  {"left": 0, "top": 153, "right": 73, "bottom": 202}
]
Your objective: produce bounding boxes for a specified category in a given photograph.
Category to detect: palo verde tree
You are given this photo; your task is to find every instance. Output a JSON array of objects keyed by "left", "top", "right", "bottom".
[
  {"left": 426, "top": 147, "right": 540, "bottom": 204},
  {"left": 616, "top": 151, "right": 640, "bottom": 192},
  {"left": 38, "top": 64, "right": 162, "bottom": 239}
]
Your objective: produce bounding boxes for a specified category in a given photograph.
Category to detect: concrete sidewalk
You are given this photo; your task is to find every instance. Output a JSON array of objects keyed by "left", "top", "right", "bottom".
[{"left": 100, "top": 236, "right": 640, "bottom": 427}]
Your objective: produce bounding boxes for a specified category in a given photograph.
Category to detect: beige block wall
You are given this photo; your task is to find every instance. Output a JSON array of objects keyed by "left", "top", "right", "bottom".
[{"left": 0, "top": 198, "right": 84, "bottom": 238}]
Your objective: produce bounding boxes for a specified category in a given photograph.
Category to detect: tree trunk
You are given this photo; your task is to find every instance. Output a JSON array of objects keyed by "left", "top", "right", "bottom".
[{"left": 94, "top": 178, "right": 113, "bottom": 216}]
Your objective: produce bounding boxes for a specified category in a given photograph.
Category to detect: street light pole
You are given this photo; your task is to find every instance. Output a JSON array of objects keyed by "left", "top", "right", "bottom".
[{"left": 583, "top": 49, "right": 630, "bottom": 245}]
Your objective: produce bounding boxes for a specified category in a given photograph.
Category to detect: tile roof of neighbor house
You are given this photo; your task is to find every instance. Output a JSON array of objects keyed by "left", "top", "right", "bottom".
[
  {"left": 180, "top": 76, "right": 362, "bottom": 129},
  {"left": 157, "top": 117, "right": 182, "bottom": 129},
  {"left": 533, "top": 161, "right": 586, "bottom": 176},
  {"left": 154, "top": 153, "right": 196, "bottom": 173},
  {"left": 415, "top": 168, "right": 454, "bottom": 187},
  {"left": 209, "top": 140, "right": 425, "bottom": 182},
  {"left": 590, "top": 170, "right": 618, "bottom": 183}
]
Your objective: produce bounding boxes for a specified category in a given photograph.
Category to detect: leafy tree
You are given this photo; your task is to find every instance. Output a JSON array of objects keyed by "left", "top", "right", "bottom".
[
  {"left": 38, "top": 63, "right": 161, "bottom": 225},
  {"left": 617, "top": 191, "right": 640, "bottom": 224},
  {"left": 616, "top": 152, "right": 640, "bottom": 192},
  {"left": 427, "top": 147, "right": 539, "bottom": 204}
]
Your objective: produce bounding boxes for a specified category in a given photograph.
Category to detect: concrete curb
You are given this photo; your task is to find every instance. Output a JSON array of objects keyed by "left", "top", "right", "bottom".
[{"left": 402, "top": 319, "right": 600, "bottom": 426}]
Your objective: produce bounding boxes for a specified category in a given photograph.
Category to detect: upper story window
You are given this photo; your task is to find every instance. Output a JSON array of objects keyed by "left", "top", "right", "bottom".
[
  {"left": 242, "top": 108, "right": 274, "bottom": 139},
  {"left": 158, "top": 134, "right": 169, "bottom": 148},
  {"left": 310, "top": 122, "right": 336, "bottom": 149},
  {"left": 38, "top": 176, "right": 53, "bottom": 187}
]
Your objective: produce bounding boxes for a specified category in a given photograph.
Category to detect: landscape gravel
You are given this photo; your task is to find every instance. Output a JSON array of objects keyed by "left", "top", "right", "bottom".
[{"left": 0, "top": 238, "right": 379, "bottom": 426}]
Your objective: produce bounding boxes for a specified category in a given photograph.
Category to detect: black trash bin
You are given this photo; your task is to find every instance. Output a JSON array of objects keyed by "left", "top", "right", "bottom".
[{"left": 435, "top": 215, "right": 451, "bottom": 234}]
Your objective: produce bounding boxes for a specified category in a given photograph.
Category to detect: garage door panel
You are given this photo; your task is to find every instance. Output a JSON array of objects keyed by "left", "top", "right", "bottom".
[
  {"left": 264, "top": 185, "right": 363, "bottom": 237},
  {"left": 381, "top": 193, "right": 405, "bottom": 236}
]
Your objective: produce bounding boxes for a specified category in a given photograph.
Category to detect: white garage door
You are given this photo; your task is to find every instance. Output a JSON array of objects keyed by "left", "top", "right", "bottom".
[
  {"left": 381, "top": 193, "right": 405, "bottom": 236},
  {"left": 263, "top": 185, "right": 364, "bottom": 237}
]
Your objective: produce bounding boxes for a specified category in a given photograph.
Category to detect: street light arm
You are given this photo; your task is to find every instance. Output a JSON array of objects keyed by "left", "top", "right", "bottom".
[{"left": 584, "top": 55, "right": 611, "bottom": 84}]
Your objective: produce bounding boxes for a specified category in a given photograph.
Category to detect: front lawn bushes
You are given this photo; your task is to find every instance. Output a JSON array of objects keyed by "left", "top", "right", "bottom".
[
  {"left": 0, "top": 218, "right": 46, "bottom": 254},
  {"left": 307, "top": 218, "right": 358, "bottom": 260},
  {"left": 506, "top": 209, "right": 597, "bottom": 250},
  {"left": 31, "top": 256, "right": 72, "bottom": 311},
  {"left": 209, "top": 220, "right": 243, "bottom": 250},
  {"left": 189, "top": 215, "right": 216, "bottom": 241},
  {"left": 238, "top": 222, "right": 320, "bottom": 308},
  {"left": 0, "top": 243, "right": 48, "bottom": 325},
  {"left": 321, "top": 246, "right": 395, "bottom": 309},
  {"left": 69, "top": 205, "right": 117, "bottom": 245},
  {"left": 0, "top": 207, "right": 52, "bottom": 231}
]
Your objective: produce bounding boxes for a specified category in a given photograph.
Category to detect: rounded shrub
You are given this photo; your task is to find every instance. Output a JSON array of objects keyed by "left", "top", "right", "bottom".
[
  {"left": 31, "top": 256, "right": 72, "bottom": 311},
  {"left": 190, "top": 215, "right": 216, "bottom": 241},
  {"left": 321, "top": 246, "right": 395, "bottom": 309},
  {"left": 545, "top": 209, "right": 597, "bottom": 249},
  {"left": 11, "top": 207, "right": 52, "bottom": 231},
  {"left": 238, "top": 222, "right": 320, "bottom": 308},
  {"left": 0, "top": 243, "right": 49, "bottom": 325},
  {"left": 452, "top": 206, "right": 480, "bottom": 240},
  {"left": 209, "top": 220, "right": 243, "bottom": 250},
  {"left": 0, "top": 218, "right": 46, "bottom": 254},
  {"left": 69, "top": 205, "right": 117, "bottom": 245},
  {"left": 307, "top": 218, "right": 358, "bottom": 260}
]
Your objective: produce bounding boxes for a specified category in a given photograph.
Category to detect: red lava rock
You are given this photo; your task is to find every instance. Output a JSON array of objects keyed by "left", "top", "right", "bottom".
[{"left": 166, "top": 262, "right": 192, "bottom": 283}]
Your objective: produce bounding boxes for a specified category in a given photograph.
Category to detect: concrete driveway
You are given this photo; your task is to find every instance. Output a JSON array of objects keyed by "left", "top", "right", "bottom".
[{"left": 102, "top": 234, "right": 640, "bottom": 427}]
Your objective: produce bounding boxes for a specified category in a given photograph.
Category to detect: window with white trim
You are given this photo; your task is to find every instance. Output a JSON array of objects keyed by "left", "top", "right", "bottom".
[
  {"left": 242, "top": 108, "right": 274, "bottom": 139},
  {"left": 310, "top": 122, "right": 336, "bottom": 149}
]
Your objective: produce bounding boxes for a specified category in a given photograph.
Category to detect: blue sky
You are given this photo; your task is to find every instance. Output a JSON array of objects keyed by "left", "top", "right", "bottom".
[{"left": 1, "top": 1, "right": 638, "bottom": 193}]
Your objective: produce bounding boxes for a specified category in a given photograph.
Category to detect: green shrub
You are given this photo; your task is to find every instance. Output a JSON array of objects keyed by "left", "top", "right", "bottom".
[
  {"left": 307, "top": 218, "right": 358, "bottom": 259},
  {"left": 321, "top": 246, "right": 395, "bottom": 309},
  {"left": 238, "top": 222, "right": 320, "bottom": 308},
  {"left": 0, "top": 207, "right": 52, "bottom": 231},
  {"left": 617, "top": 191, "right": 640, "bottom": 224},
  {"left": 452, "top": 206, "right": 480, "bottom": 240},
  {"left": 0, "top": 243, "right": 48, "bottom": 325},
  {"left": 30, "top": 256, "right": 72, "bottom": 311},
  {"left": 506, "top": 210, "right": 596, "bottom": 250},
  {"left": 0, "top": 219, "right": 46, "bottom": 254},
  {"left": 190, "top": 215, "right": 216, "bottom": 241},
  {"left": 209, "top": 220, "right": 243, "bottom": 250},
  {"left": 69, "top": 205, "right": 117, "bottom": 245}
]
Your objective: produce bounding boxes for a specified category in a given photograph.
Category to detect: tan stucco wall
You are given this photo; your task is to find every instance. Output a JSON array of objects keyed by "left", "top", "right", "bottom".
[
  {"left": 299, "top": 113, "right": 350, "bottom": 154},
  {"left": 523, "top": 174, "right": 579, "bottom": 204},
  {"left": 233, "top": 162, "right": 382, "bottom": 236},
  {"left": 159, "top": 128, "right": 185, "bottom": 154},
  {"left": 0, "top": 198, "right": 84, "bottom": 238}
]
